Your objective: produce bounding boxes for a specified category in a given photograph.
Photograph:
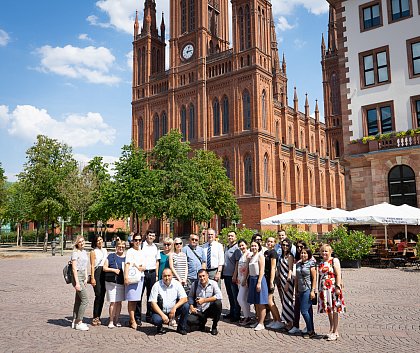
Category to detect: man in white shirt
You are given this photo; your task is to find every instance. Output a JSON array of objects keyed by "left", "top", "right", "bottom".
[
  {"left": 136, "top": 230, "right": 161, "bottom": 324},
  {"left": 149, "top": 268, "right": 189, "bottom": 335},
  {"left": 201, "top": 228, "right": 224, "bottom": 285}
]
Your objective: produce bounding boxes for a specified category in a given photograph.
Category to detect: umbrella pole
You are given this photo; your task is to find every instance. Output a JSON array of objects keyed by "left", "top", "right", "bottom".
[
  {"left": 405, "top": 224, "right": 408, "bottom": 242},
  {"left": 385, "top": 225, "right": 388, "bottom": 250}
]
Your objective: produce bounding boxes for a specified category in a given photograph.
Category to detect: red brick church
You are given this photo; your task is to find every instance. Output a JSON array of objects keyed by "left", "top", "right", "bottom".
[{"left": 131, "top": 0, "right": 345, "bottom": 235}]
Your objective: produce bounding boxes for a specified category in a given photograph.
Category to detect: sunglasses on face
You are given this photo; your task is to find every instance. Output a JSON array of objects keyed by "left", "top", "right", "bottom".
[
  {"left": 175, "top": 242, "right": 182, "bottom": 245},
  {"left": 134, "top": 239, "right": 141, "bottom": 242},
  {"left": 190, "top": 238, "right": 198, "bottom": 242},
  {"left": 164, "top": 243, "right": 171, "bottom": 246},
  {"left": 282, "top": 244, "right": 289, "bottom": 247}
]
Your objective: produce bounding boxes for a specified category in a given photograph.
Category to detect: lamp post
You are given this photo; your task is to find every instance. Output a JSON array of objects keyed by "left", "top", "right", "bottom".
[{"left": 58, "top": 217, "right": 70, "bottom": 256}]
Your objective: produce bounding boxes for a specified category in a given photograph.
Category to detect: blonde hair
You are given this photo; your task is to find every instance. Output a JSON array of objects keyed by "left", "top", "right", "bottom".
[
  {"left": 319, "top": 243, "right": 333, "bottom": 255},
  {"left": 174, "top": 237, "right": 183, "bottom": 245},
  {"left": 115, "top": 240, "right": 125, "bottom": 248},
  {"left": 163, "top": 237, "right": 174, "bottom": 251},
  {"left": 74, "top": 235, "right": 85, "bottom": 250}
]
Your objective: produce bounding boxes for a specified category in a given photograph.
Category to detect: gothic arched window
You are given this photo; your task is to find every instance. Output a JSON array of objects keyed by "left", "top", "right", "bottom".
[
  {"left": 180, "top": 106, "right": 187, "bottom": 141},
  {"left": 137, "top": 48, "right": 141, "bottom": 84},
  {"left": 243, "top": 90, "right": 251, "bottom": 130},
  {"left": 181, "top": 0, "right": 187, "bottom": 33},
  {"left": 389, "top": 165, "right": 417, "bottom": 206},
  {"left": 189, "top": 104, "right": 195, "bottom": 140},
  {"left": 330, "top": 73, "right": 340, "bottom": 115},
  {"left": 213, "top": 98, "right": 220, "bottom": 136},
  {"left": 161, "top": 112, "right": 167, "bottom": 136},
  {"left": 153, "top": 113, "right": 160, "bottom": 146},
  {"left": 244, "top": 154, "right": 253, "bottom": 194},
  {"left": 245, "top": 5, "right": 251, "bottom": 49},
  {"left": 222, "top": 96, "right": 229, "bottom": 134},
  {"left": 262, "top": 90, "right": 267, "bottom": 129},
  {"left": 335, "top": 140, "right": 340, "bottom": 158},
  {"left": 239, "top": 7, "right": 244, "bottom": 51},
  {"left": 264, "top": 154, "right": 269, "bottom": 193},
  {"left": 223, "top": 157, "right": 230, "bottom": 179},
  {"left": 138, "top": 117, "right": 144, "bottom": 149},
  {"left": 189, "top": 0, "right": 195, "bottom": 31}
]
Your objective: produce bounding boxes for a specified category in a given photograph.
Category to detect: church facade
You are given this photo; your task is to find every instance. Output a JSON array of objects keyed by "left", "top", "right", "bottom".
[{"left": 131, "top": 0, "right": 345, "bottom": 233}]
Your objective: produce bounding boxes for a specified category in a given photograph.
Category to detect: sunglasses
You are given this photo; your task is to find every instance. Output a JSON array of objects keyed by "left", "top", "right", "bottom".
[
  {"left": 164, "top": 243, "right": 171, "bottom": 246},
  {"left": 133, "top": 239, "right": 141, "bottom": 242},
  {"left": 282, "top": 244, "right": 289, "bottom": 247},
  {"left": 190, "top": 238, "right": 199, "bottom": 242},
  {"left": 175, "top": 242, "right": 182, "bottom": 245}
]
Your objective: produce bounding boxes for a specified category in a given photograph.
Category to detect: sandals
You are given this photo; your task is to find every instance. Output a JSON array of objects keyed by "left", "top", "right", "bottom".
[
  {"left": 129, "top": 321, "right": 138, "bottom": 330},
  {"left": 91, "top": 317, "right": 101, "bottom": 326},
  {"left": 326, "top": 333, "right": 338, "bottom": 341}
]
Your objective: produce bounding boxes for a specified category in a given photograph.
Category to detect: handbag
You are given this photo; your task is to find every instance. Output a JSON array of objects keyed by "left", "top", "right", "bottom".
[
  {"left": 63, "top": 261, "right": 73, "bottom": 284},
  {"left": 127, "top": 265, "right": 142, "bottom": 284},
  {"left": 105, "top": 254, "right": 118, "bottom": 283},
  {"left": 311, "top": 292, "right": 318, "bottom": 305}
]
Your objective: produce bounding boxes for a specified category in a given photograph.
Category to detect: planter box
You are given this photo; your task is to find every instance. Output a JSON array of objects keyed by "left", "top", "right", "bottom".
[{"left": 340, "top": 259, "right": 361, "bottom": 268}]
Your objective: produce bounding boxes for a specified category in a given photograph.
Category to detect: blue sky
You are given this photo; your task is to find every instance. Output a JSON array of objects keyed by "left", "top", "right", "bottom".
[{"left": 0, "top": 0, "right": 329, "bottom": 181}]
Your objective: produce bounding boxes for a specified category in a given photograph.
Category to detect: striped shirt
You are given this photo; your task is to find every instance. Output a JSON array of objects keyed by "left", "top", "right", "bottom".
[{"left": 172, "top": 252, "right": 188, "bottom": 281}]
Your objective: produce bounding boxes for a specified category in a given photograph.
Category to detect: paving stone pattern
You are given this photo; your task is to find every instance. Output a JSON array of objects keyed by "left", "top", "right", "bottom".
[{"left": 0, "top": 253, "right": 419, "bottom": 353}]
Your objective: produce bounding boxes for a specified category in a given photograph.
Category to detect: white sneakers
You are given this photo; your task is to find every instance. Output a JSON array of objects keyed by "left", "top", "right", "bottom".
[
  {"left": 169, "top": 319, "right": 178, "bottom": 328},
  {"left": 108, "top": 322, "right": 115, "bottom": 329},
  {"left": 254, "top": 323, "right": 265, "bottom": 331},
  {"left": 75, "top": 322, "right": 89, "bottom": 331},
  {"left": 288, "top": 326, "right": 301, "bottom": 334},
  {"left": 270, "top": 321, "right": 285, "bottom": 330},
  {"left": 71, "top": 320, "right": 75, "bottom": 329}
]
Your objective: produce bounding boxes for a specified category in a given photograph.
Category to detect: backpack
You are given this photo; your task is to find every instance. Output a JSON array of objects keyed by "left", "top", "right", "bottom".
[{"left": 63, "top": 261, "right": 73, "bottom": 284}]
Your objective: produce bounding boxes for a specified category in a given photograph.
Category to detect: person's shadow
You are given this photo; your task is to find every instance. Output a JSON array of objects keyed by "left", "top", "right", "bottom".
[{"left": 47, "top": 316, "right": 73, "bottom": 327}]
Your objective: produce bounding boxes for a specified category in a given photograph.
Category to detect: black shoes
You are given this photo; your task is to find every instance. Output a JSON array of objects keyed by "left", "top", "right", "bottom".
[
  {"left": 177, "top": 328, "right": 187, "bottom": 335},
  {"left": 156, "top": 326, "right": 167, "bottom": 335},
  {"left": 211, "top": 328, "right": 218, "bottom": 336}
]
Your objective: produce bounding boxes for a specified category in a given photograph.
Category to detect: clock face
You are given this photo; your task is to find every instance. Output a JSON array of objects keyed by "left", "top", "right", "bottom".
[{"left": 182, "top": 44, "right": 194, "bottom": 60}]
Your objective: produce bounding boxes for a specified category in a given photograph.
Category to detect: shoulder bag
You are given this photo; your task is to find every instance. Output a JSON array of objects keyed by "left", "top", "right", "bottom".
[
  {"left": 63, "top": 261, "right": 73, "bottom": 284},
  {"left": 105, "top": 253, "right": 118, "bottom": 283},
  {"left": 127, "top": 265, "right": 142, "bottom": 284}
]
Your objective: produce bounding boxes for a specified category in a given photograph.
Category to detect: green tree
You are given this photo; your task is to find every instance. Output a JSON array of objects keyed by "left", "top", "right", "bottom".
[
  {"left": 85, "top": 157, "right": 112, "bottom": 235},
  {"left": 2, "top": 182, "right": 32, "bottom": 246},
  {"left": 111, "top": 144, "right": 159, "bottom": 232},
  {"left": 150, "top": 130, "right": 211, "bottom": 226},
  {"left": 192, "top": 149, "right": 240, "bottom": 223},
  {"left": 59, "top": 167, "right": 98, "bottom": 237},
  {"left": 19, "top": 135, "right": 77, "bottom": 251},
  {"left": 0, "top": 163, "right": 7, "bottom": 234}
]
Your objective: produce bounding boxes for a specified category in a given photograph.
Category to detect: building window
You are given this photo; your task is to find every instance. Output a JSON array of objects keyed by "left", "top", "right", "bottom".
[
  {"left": 388, "top": 165, "right": 417, "bottom": 206},
  {"left": 262, "top": 90, "right": 267, "bottom": 129},
  {"left": 180, "top": 106, "right": 187, "bottom": 141},
  {"left": 263, "top": 154, "right": 269, "bottom": 193},
  {"left": 387, "top": 0, "right": 412, "bottom": 22},
  {"left": 359, "top": 46, "right": 390, "bottom": 88},
  {"left": 411, "top": 95, "right": 420, "bottom": 127},
  {"left": 243, "top": 90, "right": 251, "bottom": 130},
  {"left": 161, "top": 112, "right": 167, "bottom": 136},
  {"left": 407, "top": 37, "right": 420, "bottom": 78},
  {"left": 239, "top": 7, "right": 244, "bottom": 51},
  {"left": 153, "top": 114, "right": 160, "bottom": 145},
  {"left": 138, "top": 118, "right": 144, "bottom": 149},
  {"left": 181, "top": 0, "right": 187, "bottom": 33},
  {"left": 245, "top": 5, "right": 251, "bottom": 49},
  {"left": 189, "top": 104, "right": 195, "bottom": 140},
  {"left": 137, "top": 48, "right": 142, "bottom": 85},
  {"left": 335, "top": 140, "right": 340, "bottom": 158},
  {"left": 189, "top": 0, "right": 195, "bottom": 31},
  {"left": 222, "top": 96, "right": 229, "bottom": 134},
  {"left": 360, "top": 1, "right": 382, "bottom": 31},
  {"left": 213, "top": 99, "right": 220, "bottom": 136},
  {"left": 223, "top": 157, "right": 230, "bottom": 179},
  {"left": 363, "top": 101, "right": 394, "bottom": 136},
  {"left": 244, "top": 155, "right": 253, "bottom": 194}
]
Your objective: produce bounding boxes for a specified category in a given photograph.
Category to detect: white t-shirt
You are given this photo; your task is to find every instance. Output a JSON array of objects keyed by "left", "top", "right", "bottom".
[
  {"left": 141, "top": 241, "right": 161, "bottom": 270},
  {"left": 93, "top": 247, "right": 108, "bottom": 268},
  {"left": 125, "top": 248, "right": 144, "bottom": 268}
]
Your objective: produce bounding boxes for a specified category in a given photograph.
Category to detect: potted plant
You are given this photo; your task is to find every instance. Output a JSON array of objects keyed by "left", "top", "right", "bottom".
[{"left": 327, "top": 226, "right": 375, "bottom": 268}]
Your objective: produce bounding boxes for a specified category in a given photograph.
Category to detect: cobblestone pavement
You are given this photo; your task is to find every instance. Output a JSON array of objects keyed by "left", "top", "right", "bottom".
[{"left": 0, "top": 250, "right": 419, "bottom": 353}]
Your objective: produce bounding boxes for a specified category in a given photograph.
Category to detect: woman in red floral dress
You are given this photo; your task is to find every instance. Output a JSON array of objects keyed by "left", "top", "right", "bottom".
[{"left": 318, "top": 244, "right": 345, "bottom": 341}]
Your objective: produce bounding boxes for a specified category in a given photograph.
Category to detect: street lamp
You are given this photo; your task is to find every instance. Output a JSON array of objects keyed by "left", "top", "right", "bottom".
[{"left": 58, "top": 216, "right": 70, "bottom": 256}]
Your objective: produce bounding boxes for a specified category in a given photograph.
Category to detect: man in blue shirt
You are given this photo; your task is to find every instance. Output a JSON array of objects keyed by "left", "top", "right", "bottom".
[{"left": 182, "top": 233, "right": 204, "bottom": 291}]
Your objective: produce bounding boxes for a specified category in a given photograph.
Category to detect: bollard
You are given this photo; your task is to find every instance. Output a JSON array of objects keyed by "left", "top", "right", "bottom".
[{"left": 51, "top": 240, "right": 56, "bottom": 256}]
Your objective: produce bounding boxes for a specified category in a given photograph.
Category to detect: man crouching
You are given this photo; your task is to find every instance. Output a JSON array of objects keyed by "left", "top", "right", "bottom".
[{"left": 149, "top": 268, "right": 189, "bottom": 335}]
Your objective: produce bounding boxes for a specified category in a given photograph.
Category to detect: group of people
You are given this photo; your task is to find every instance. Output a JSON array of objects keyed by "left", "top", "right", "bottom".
[{"left": 69, "top": 229, "right": 345, "bottom": 341}]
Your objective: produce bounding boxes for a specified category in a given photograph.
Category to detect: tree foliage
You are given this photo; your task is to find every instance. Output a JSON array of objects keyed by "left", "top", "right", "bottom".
[{"left": 18, "top": 135, "right": 77, "bottom": 251}]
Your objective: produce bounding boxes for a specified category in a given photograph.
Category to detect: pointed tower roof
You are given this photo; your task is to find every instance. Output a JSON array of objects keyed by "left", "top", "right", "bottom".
[
  {"left": 328, "top": 5, "right": 338, "bottom": 52},
  {"left": 321, "top": 33, "right": 326, "bottom": 57},
  {"left": 141, "top": 0, "right": 158, "bottom": 37},
  {"left": 134, "top": 10, "right": 139, "bottom": 38},
  {"left": 315, "top": 99, "right": 320, "bottom": 122},
  {"left": 305, "top": 93, "right": 309, "bottom": 117},
  {"left": 294, "top": 87, "right": 298, "bottom": 112},
  {"left": 282, "top": 53, "right": 287, "bottom": 75},
  {"left": 160, "top": 12, "right": 165, "bottom": 41}
]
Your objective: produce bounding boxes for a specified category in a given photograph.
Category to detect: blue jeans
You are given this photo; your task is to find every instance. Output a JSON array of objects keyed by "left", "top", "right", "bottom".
[
  {"left": 151, "top": 302, "right": 190, "bottom": 330},
  {"left": 224, "top": 276, "right": 240, "bottom": 319},
  {"left": 299, "top": 289, "right": 314, "bottom": 333}
]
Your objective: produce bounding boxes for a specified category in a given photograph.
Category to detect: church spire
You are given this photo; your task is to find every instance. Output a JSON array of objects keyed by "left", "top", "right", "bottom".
[
  {"left": 141, "top": 0, "right": 158, "bottom": 37},
  {"left": 134, "top": 10, "right": 139, "bottom": 38},
  {"left": 315, "top": 99, "right": 320, "bottom": 123},
  {"left": 321, "top": 33, "right": 326, "bottom": 57},
  {"left": 327, "top": 5, "right": 338, "bottom": 52},
  {"left": 160, "top": 12, "right": 165, "bottom": 41},
  {"left": 294, "top": 87, "right": 298, "bottom": 112},
  {"left": 282, "top": 53, "right": 287, "bottom": 75},
  {"left": 305, "top": 93, "right": 309, "bottom": 117}
]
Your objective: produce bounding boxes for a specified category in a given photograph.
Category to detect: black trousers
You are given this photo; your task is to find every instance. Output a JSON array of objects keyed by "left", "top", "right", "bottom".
[
  {"left": 187, "top": 300, "right": 222, "bottom": 330},
  {"left": 135, "top": 270, "right": 156, "bottom": 321},
  {"left": 93, "top": 266, "right": 106, "bottom": 319}
]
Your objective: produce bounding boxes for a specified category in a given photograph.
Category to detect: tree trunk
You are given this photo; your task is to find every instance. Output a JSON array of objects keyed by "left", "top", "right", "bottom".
[
  {"left": 36, "top": 222, "right": 39, "bottom": 246},
  {"left": 80, "top": 212, "right": 84, "bottom": 237},
  {"left": 43, "top": 219, "right": 48, "bottom": 252},
  {"left": 16, "top": 223, "right": 20, "bottom": 246}
]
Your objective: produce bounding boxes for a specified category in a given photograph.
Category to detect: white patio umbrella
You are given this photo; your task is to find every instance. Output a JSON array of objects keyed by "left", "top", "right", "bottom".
[
  {"left": 260, "top": 205, "right": 341, "bottom": 225},
  {"left": 331, "top": 202, "right": 419, "bottom": 248}
]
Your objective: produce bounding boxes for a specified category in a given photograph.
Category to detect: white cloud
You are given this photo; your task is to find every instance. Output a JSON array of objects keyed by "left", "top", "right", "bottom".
[
  {"left": 294, "top": 38, "right": 307, "bottom": 49},
  {"left": 73, "top": 153, "right": 118, "bottom": 176},
  {"left": 36, "top": 44, "right": 120, "bottom": 85},
  {"left": 126, "top": 50, "right": 133, "bottom": 70},
  {"left": 78, "top": 33, "right": 94, "bottom": 42},
  {"left": 0, "top": 105, "right": 10, "bottom": 127},
  {"left": 0, "top": 29, "right": 10, "bottom": 46},
  {"left": 91, "top": 0, "right": 170, "bottom": 35},
  {"left": 272, "top": 0, "right": 328, "bottom": 16},
  {"left": 4, "top": 104, "right": 116, "bottom": 148},
  {"left": 276, "top": 16, "right": 295, "bottom": 32}
]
